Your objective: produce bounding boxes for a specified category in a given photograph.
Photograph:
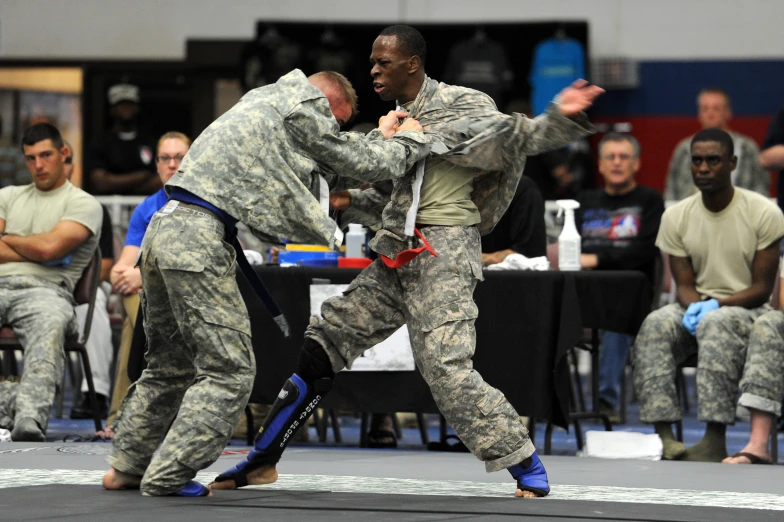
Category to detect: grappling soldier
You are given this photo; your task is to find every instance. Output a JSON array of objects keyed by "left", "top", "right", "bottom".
[
  {"left": 212, "top": 25, "right": 602, "bottom": 498},
  {"left": 102, "top": 70, "right": 429, "bottom": 496}
]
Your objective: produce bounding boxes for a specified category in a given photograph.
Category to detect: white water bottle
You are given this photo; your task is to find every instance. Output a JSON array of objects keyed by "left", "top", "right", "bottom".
[
  {"left": 556, "top": 199, "right": 581, "bottom": 271},
  {"left": 345, "top": 223, "right": 366, "bottom": 258}
]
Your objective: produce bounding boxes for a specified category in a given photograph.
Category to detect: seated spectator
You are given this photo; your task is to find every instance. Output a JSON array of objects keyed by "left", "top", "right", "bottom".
[
  {"left": 722, "top": 272, "right": 784, "bottom": 465},
  {"left": 576, "top": 132, "right": 664, "bottom": 422},
  {"left": 86, "top": 84, "right": 159, "bottom": 195},
  {"left": 62, "top": 145, "right": 115, "bottom": 420},
  {"left": 481, "top": 176, "right": 546, "bottom": 266},
  {"left": 0, "top": 123, "right": 102, "bottom": 441},
  {"left": 103, "top": 131, "right": 191, "bottom": 437},
  {"left": 760, "top": 105, "right": 784, "bottom": 211},
  {"left": 633, "top": 129, "right": 784, "bottom": 462},
  {"left": 665, "top": 88, "right": 768, "bottom": 201}
]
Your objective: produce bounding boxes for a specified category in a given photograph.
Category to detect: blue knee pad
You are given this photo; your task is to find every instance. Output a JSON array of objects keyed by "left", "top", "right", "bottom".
[
  {"left": 172, "top": 480, "right": 209, "bottom": 497},
  {"left": 213, "top": 373, "right": 331, "bottom": 488},
  {"left": 507, "top": 451, "right": 550, "bottom": 497}
]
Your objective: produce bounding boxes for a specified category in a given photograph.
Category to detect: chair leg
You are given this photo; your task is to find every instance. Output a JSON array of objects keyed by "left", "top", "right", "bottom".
[
  {"left": 569, "top": 348, "right": 587, "bottom": 412},
  {"left": 73, "top": 345, "right": 103, "bottom": 432},
  {"left": 677, "top": 369, "right": 690, "bottom": 413},
  {"left": 329, "top": 409, "right": 342, "bottom": 443},
  {"left": 313, "top": 409, "right": 327, "bottom": 442},
  {"left": 244, "top": 405, "right": 254, "bottom": 446},
  {"left": 359, "top": 413, "right": 369, "bottom": 448},
  {"left": 544, "top": 422, "right": 553, "bottom": 455},
  {"left": 439, "top": 414, "right": 448, "bottom": 443},
  {"left": 415, "top": 413, "right": 429, "bottom": 445},
  {"left": 619, "top": 364, "right": 628, "bottom": 425},
  {"left": 391, "top": 413, "right": 402, "bottom": 439},
  {"left": 770, "top": 422, "right": 778, "bottom": 463},
  {"left": 675, "top": 419, "right": 684, "bottom": 443}
]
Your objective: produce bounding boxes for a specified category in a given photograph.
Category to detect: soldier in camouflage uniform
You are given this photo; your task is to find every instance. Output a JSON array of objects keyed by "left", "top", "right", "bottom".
[
  {"left": 0, "top": 123, "right": 102, "bottom": 442},
  {"left": 633, "top": 128, "right": 784, "bottom": 463},
  {"left": 103, "top": 70, "right": 429, "bottom": 497},
  {"left": 212, "top": 25, "right": 601, "bottom": 498},
  {"left": 721, "top": 305, "right": 784, "bottom": 464}
]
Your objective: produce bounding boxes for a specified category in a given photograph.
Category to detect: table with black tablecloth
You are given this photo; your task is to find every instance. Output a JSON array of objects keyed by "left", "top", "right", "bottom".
[
  {"left": 127, "top": 266, "right": 651, "bottom": 431},
  {"left": 240, "top": 267, "right": 652, "bottom": 430}
]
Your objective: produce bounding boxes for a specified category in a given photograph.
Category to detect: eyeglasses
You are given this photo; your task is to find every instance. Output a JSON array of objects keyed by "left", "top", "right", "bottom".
[
  {"left": 691, "top": 155, "right": 723, "bottom": 167},
  {"left": 157, "top": 155, "right": 185, "bottom": 164},
  {"left": 601, "top": 153, "right": 634, "bottom": 161}
]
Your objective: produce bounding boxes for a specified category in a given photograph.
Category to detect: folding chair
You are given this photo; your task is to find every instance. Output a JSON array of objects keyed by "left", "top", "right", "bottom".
[{"left": 0, "top": 247, "right": 104, "bottom": 433}]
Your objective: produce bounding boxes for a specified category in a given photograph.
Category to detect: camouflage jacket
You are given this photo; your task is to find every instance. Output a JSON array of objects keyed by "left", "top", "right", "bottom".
[
  {"left": 370, "top": 76, "right": 596, "bottom": 259},
  {"left": 168, "top": 69, "right": 429, "bottom": 248}
]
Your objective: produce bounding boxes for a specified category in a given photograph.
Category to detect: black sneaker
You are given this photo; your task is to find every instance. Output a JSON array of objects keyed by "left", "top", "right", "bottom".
[{"left": 69, "top": 394, "right": 108, "bottom": 419}]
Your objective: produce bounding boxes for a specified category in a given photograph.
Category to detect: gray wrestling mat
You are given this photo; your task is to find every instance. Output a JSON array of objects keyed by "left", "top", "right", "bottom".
[{"left": 0, "top": 444, "right": 782, "bottom": 521}]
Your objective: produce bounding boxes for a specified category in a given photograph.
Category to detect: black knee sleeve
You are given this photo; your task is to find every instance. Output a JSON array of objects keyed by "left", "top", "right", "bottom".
[{"left": 297, "top": 338, "right": 335, "bottom": 383}]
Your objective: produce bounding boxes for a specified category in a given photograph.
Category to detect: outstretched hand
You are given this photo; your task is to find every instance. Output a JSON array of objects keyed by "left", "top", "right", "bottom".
[{"left": 558, "top": 79, "right": 605, "bottom": 116}]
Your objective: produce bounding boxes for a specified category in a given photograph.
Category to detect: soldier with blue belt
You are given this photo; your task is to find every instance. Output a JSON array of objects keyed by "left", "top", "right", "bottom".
[{"left": 102, "top": 70, "right": 429, "bottom": 496}]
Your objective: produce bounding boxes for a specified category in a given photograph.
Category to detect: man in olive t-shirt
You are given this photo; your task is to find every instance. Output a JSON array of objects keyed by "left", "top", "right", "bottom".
[
  {"left": 633, "top": 128, "right": 784, "bottom": 463},
  {"left": 0, "top": 123, "right": 102, "bottom": 442}
]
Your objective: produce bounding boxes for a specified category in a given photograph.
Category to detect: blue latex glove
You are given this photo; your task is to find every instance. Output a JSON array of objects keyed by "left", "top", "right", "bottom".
[
  {"left": 41, "top": 255, "right": 72, "bottom": 268},
  {"left": 681, "top": 299, "right": 719, "bottom": 336}
]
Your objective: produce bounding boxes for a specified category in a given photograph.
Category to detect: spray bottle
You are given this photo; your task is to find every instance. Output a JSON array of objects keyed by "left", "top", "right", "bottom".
[
  {"left": 556, "top": 199, "right": 581, "bottom": 271},
  {"left": 345, "top": 223, "right": 367, "bottom": 258}
]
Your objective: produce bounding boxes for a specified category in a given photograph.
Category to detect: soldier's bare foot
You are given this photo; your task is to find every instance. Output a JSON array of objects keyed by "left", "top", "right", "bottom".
[
  {"left": 208, "top": 465, "right": 278, "bottom": 490},
  {"left": 515, "top": 488, "right": 538, "bottom": 498},
  {"left": 102, "top": 467, "right": 141, "bottom": 490}
]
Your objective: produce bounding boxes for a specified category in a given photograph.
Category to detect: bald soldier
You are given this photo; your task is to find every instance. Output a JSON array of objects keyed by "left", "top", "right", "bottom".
[{"left": 103, "top": 70, "right": 428, "bottom": 497}]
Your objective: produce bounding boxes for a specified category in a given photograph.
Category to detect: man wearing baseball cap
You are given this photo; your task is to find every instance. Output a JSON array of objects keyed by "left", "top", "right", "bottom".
[{"left": 85, "top": 83, "right": 159, "bottom": 195}]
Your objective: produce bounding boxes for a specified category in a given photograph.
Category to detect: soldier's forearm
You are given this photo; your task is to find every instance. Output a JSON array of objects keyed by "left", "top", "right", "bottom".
[
  {"left": 518, "top": 104, "right": 594, "bottom": 157},
  {"left": 0, "top": 239, "right": 29, "bottom": 263}
]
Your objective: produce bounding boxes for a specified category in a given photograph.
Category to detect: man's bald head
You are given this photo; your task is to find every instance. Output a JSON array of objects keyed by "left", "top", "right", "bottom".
[{"left": 308, "top": 71, "right": 358, "bottom": 126}]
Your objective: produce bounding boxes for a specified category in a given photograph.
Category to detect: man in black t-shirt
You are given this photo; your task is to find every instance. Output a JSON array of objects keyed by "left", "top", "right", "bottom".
[
  {"left": 86, "top": 84, "right": 159, "bottom": 195},
  {"left": 575, "top": 132, "right": 665, "bottom": 422},
  {"left": 761, "top": 106, "right": 784, "bottom": 212},
  {"left": 481, "top": 176, "right": 547, "bottom": 265}
]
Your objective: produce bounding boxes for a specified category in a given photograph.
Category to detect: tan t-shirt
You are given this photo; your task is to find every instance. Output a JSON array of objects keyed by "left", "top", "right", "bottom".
[
  {"left": 416, "top": 157, "right": 481, "bottom": 226},
  {"left": 0, "top": 182, "right": 103, "bottom": 292},
  {"left": 402, "top": 101, "right": 481, "bottom": 227},
  {"left": 657, "top": 188, "right": 784, "bottom": 299}
]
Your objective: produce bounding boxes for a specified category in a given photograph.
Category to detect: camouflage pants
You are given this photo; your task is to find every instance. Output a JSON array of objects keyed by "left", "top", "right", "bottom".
[
  {"left": 0, "top": 276, "right": 76, "bottom": 432},
  {"left": 108, "top": 207, "right": 255, "bottom": 496},
  {"left": 633, "top": 302, "right": 770, "bottom": 424},
  {"left": 738, "top": 310, "right": 784, "bottom": 417},
  {"left": 307, "top": 225, "right": 534, "bottom": 472},
  {"left": 0, "top": 380, "right": 19, "bottom": 429}
]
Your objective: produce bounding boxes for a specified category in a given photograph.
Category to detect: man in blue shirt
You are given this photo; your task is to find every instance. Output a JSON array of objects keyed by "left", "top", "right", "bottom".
[{"left": 103, "top": 132, "right": 190, "bottom": 435}]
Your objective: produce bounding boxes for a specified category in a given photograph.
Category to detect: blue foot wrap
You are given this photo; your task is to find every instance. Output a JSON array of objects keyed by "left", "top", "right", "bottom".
[
  {"left": 507, "top": 451, "right": 550, "bottom": 497},
  {"left": 172, "top": 480, "right": 209, "bottom": 497},
  {"left": 213, "top": 373, "right": 331, "bottom": 488}
]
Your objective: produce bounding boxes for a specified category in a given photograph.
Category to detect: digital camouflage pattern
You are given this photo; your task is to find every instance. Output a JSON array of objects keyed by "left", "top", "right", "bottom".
[
  {"left": 168, "top": 69, "right": 429, "bottom": 249},
  {"left": 0, "top": 276, "right": 76, "bottom": 432},
  {"left": 665, "top": 133, "right": 768, "bottom": 201},
  {"left": 633, "top": 302, "right": 771, "bottom": 425},
  {"left": 370, "top": 76, "right": 595, "bottom": 259},
  {"left": 307, "top": 225, "right": 535, "bottom": 472},
  {"left": 108, "top": 208, "right": 255, "bottom": 496},
  {"left": 0, "top": 380, "right": 18, "bottom": 429},
  {"left": 738, "top": 309, "right": 784, "bottom": 416}
]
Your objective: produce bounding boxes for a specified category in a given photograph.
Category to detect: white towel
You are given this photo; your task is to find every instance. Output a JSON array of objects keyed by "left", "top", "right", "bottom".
[
  {"left": 579, "top": 430, "right": 663, "bottom": 460},
  {"left": 485, "top": 254, "right": 550, "bottom": 271}
]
